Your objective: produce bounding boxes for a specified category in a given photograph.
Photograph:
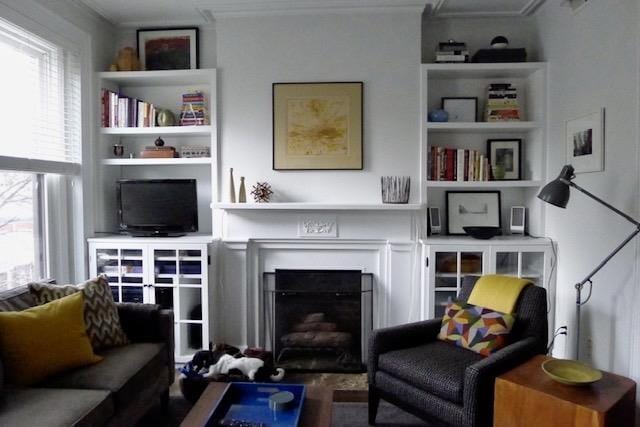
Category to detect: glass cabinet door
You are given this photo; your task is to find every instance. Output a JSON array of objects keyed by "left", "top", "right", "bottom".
[
  {"left": 493, "top": 250, "right": 546, "bottom": 286},
  {"left": 95, "top": 247, "right": 144, "bottom": 303},
  {"left": 431, "top": 249, "right": 485, "bottom": 318},
  {"left": 522, "top": 252, "right": 545, "bottom": 286}
]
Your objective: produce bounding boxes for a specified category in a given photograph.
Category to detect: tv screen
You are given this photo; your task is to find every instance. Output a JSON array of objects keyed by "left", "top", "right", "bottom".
[{"left": 117, "top": 179, "right": 198, "bottom": 236}]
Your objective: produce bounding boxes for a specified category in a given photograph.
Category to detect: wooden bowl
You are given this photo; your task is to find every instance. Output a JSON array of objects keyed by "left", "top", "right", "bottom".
[{"left": 541, "top": 359, "right": 602, "bottom": 386}]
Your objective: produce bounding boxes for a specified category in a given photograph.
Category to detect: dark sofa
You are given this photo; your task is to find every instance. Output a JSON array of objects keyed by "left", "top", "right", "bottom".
[{"left": 0, "top": 285, "right": 174, "bottom": 426}]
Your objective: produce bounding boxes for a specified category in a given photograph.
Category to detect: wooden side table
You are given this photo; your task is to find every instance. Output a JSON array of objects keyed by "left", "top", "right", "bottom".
[{"left": 494, "top": 355, "right": 636, "bottom": 427}]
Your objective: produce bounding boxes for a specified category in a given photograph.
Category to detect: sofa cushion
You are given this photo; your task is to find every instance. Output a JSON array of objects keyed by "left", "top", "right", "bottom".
[
  {"left": 0, "top": 285, "right": 36, "bottom": 312},
  {"left": 29, "top": 275, "right": 129, "bottom": 349},
  {"left": 0, "top": 387, "right": 113, "bottom": 427},
  {"left": 378, "top": 340, "right": 483, "bottom": 403},
  {"left": 41, "top": 342, "right": 168, "bottom": 410},
  {"left": 0, "top": 292, "right": 102, "bottom": 386}
]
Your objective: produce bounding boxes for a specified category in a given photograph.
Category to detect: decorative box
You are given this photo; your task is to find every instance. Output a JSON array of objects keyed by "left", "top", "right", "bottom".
[{"left": 180, "top": 145, "right": 210, "bottom": 158}]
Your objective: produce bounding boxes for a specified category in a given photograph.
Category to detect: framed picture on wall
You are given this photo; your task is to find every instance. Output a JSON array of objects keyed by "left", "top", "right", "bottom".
[
  {"left": 441, "top": 97, "right": 478, "bottom": 122},
  {"left": 137, "top": 27, "right": 199, "bottom": 70},
  {"left": 566, "top": 109, "right": 604, "bottom": 173},
  {"left": 446, "top": 191, "right": 501, "bottom": 235},
  {"left": 487, "top": 139, "right": 522, "bottom": 180},
  {"left": 272, "top": 82, "right": 363, "bottom": 170}
]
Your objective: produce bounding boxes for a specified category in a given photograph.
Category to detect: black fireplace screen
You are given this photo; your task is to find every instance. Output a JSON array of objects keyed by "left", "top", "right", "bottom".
[{"left": 262, "top": 269, "right": 373, "bottom": 372}]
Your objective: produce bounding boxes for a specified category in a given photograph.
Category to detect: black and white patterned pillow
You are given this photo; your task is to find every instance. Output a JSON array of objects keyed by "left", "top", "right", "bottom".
[{"left": 29, "top": 275, "right": 128, "bottom": 349}]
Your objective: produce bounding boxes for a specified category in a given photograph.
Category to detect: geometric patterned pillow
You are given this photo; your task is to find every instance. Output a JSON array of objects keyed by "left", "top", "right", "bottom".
[
  {"left": 28, "top": 274, "right": 128, "bottom": 350},
  {"left": 437, "top": 301, "right": 515, "bottom": 357}
]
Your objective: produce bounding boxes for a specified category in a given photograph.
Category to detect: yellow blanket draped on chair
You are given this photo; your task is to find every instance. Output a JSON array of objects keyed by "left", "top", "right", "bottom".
[{"left": 468, "top": 275, "right": 531, "bottom": 314}]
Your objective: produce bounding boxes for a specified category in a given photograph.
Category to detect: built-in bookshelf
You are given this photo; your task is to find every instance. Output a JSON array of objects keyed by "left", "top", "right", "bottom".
[
  {"left": 420, "top": 62, "right": 547, "bottom": 236},
  {"left": 95, "top": 69, "right": 217, "bottom": 235}
]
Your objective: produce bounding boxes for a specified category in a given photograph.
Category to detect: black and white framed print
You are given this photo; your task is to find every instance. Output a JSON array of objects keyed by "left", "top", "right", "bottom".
[
  {"left": 446, "top": 191, "right": 501, "bottom": 235},
  {"left": 566, "top": 109, "right": 604, "bottom": 173},
  {"left": 487, "top": 139, "right": 522, "bottom": 180}
]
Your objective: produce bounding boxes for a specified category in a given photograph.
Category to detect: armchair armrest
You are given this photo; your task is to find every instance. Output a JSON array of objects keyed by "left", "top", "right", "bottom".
[
  {"left": 116, "top": 303, "right": 175, "bottom": 384},
  {"left": 463, "top": 337, "right": 539, "bottom": 427},
  {"left": 368, "top": 319, "right": 442, "bottom": 384}
]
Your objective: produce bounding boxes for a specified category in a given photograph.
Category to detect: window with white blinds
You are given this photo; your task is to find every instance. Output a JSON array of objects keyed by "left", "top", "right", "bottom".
[{"left": 0, "top": 16, "right": 81, "bottom": 175}]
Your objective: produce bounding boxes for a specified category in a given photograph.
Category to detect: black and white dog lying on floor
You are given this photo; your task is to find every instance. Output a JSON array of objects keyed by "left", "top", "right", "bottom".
[{"left": 190, "top": 344, "right": 285, "bottom": 382}]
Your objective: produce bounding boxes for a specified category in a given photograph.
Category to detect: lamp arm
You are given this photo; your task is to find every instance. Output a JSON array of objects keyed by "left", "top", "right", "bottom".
[
  {"left": 575, "top": 227, "right": 640, "bottom": 288},
  {"left": 568, "top": 181, "right": 640, "bottom": 227}
]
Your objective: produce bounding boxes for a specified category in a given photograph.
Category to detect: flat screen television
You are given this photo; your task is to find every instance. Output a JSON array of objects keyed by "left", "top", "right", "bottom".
[{"left": 117, "top": 179, "right": 198, "bottom": 236}]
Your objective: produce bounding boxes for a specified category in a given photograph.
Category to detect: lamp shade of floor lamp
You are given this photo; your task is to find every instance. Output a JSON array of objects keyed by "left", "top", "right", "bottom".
[{"left": 537, "top": 165, "right": 640, "bottom": 359}]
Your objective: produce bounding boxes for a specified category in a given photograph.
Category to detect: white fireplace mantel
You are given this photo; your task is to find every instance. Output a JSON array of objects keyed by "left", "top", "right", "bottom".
[{"left": 214, "top": 209, "right": 425, "bottom": 350}]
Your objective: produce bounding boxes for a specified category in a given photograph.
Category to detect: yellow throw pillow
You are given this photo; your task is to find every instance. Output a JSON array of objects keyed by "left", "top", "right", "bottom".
[{"left": 0, "top": 292, "right": 102, "bottom": 386}]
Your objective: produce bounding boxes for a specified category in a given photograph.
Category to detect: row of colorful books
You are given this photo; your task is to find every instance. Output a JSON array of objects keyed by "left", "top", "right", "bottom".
[
  {"left": 428, "top": 146, "right": 492, "bottom": 182},
  {"left": 179, "top": 91, "right": 208, "bottom": 126},
  {"left": 101, "top": 89, "right": 156, "bottom": 127},
  {"left": 101, "top": 89, "right": 156, "bottom": 128}
]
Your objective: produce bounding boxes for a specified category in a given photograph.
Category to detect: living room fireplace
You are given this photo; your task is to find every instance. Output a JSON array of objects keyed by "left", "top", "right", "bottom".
[{"left": 262, "top": 269, "right": 373, "bottom": 372}]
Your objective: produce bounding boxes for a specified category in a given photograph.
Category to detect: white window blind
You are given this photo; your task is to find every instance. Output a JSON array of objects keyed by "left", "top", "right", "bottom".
[{"left": 0, "top": 17, "right": 81, "bottom": 175}]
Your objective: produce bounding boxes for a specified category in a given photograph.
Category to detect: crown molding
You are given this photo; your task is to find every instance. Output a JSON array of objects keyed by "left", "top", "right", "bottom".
[
  {"left": 429, "top": 0, "right": 545, "bottom": 18},
  {"left": 195, "top": 0, "right": 428, "bottom": 18}
]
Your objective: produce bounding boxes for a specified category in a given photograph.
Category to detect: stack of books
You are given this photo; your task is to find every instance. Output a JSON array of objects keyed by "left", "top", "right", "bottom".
[
  {"left": 101, "top": 89, "right": 156, "bottom": 128},
  {"left": 485, "top": 83, "right": 521, "bottom": 121},
  {"left": 429, "top": 146, "right": 491, "bottom": 182},
  {"left": 139, "top": 146, "right": 177, "bottom": 159},
  {"left": 435, "top": 41, "right": 469, "bottom": 63},
  {"left": 179, "top": 91, "right": 208, "bottom": 126}
]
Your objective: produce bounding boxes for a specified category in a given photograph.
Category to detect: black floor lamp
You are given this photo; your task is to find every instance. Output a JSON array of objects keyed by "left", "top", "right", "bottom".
[{"left": 537, "top": 165, "right": 640, "bottom": 359}]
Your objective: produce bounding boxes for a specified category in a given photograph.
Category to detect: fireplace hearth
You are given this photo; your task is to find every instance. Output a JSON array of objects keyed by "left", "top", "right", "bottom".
[{"left": 263, "top": 269, "right": 373, "bottom": 372}]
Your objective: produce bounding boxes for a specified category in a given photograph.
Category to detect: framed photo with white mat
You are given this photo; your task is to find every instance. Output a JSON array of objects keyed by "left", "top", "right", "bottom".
[{"left": 566, "top": 109, "right": 604, "bottom": 174}]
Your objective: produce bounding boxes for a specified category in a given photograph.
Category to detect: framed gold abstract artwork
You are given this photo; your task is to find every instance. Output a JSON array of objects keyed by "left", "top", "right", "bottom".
[{"left": 272, "top": 82, "right": 363, "bottom": 170}]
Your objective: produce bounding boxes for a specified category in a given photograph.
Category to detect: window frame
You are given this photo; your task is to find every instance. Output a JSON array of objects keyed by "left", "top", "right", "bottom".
[{"left": 0, "top": 1, "right": 93, "bottom": 285}]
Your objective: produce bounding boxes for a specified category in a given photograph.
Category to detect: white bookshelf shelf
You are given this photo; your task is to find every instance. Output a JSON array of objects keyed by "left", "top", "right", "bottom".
[
  {"left": 423, "top": 62, "right": 546, "bottom": 79},
  {"left": 102, "top": 158, "right": 212, "bottom": 166},
  {"left": 212, "top": 202, "right": 426, "bottom": 211},
  {"left": 98, "top": 69, "right": 214, "bottom": 86},
  {"left": 426, "top": 122, "right": 539, "bottom": 133},
  {"left": 100, "top": 125, "right": 212, "bottom": 136},
  {"left": 426, "top": 180, "right": 542, "bottom": 188}
]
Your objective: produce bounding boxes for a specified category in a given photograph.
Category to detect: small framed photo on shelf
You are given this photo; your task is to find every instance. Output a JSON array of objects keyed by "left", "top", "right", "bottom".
[
  {"left": 441, "top": 97, "right": 477, "bottom": 122},
  {"left": 565, "top": 109, "right": 604, "bottom": 173},
  {"left": 446, "top": 191, "right": 501, "bottom": 235},
  {"left": 137, "top": 27, "right": 199, "bottom": 70},
  {"left": 487, "top": 139, "right": 522, "bottom": 180}
]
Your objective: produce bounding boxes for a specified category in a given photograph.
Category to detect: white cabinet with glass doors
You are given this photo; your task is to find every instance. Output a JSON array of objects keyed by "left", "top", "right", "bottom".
[
  {"left": 88, "top": 235, "right": 214, "bottom": 363},
  {"left": 421, "top": 236, "right": 555, "bottom": 328}
]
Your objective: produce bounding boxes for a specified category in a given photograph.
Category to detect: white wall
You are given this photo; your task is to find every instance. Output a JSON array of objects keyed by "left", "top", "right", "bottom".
[
  {"left": 533, "top": 0, "right": 639, "bottom": 381},
  {"left": 215, "top": 12, "right": 422, "bottom": 203}
]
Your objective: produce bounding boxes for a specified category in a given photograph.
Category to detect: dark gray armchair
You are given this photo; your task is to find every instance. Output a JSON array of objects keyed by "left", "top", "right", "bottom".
[{"left": 368, "top": 276, "right": 548, "bottom": 427}]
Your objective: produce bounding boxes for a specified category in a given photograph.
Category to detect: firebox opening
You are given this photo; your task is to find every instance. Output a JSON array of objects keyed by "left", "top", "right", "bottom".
[{"left": 263, "top": 269, "right": 373, "bottom": 373}]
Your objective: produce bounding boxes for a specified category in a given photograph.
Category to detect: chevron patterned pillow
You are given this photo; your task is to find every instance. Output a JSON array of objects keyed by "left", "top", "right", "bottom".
[{"left": 29, "top": 275, "right": 129, "bottom": 349}]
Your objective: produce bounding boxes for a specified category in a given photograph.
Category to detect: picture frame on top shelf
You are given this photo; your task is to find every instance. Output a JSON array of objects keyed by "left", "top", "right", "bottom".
[
  {"left": 441, "top": 97, "right": 477, "bottom": 122},
  {"left": 446, "top": 191, "right": 501, "bottom": 235},
  {"left": 487, "top": 139, "right": 522, "bottom": 180},
  {"left": 273, "top": 82, "right": 363, "bottom": 170},
  {"left": 565, "top": 109, "right": 604, "bottom": 174},
  {"left": 137, "top": 27, "right": 199, "bottom": 70}
]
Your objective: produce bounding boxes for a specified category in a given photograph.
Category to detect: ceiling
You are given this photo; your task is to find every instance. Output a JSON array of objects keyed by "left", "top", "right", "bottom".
[{"left": 76, "top": 0, "right": 546, "bottom": 27}]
